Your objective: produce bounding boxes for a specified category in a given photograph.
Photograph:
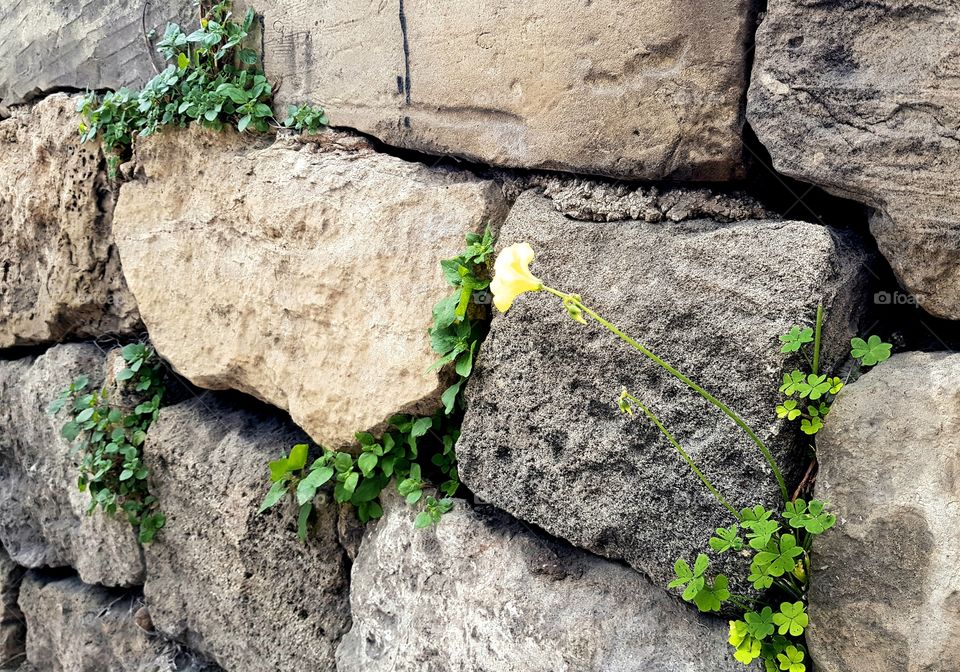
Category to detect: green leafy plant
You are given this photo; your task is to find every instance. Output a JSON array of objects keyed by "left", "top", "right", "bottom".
[
  {"left": 776, "top": 305, "right": 891, "bottom": 437},
  {"left": 487, "top": 243, "right": 896, "bottom": 671},
  {"left": 47, "top": 344, "right": 167, "bottom": 543},
  {"left": 260, "top": 228, "right": 495, "bottom": 536},
  {"left": 77, "top": 0, "right": 328, "bottom": 176}
]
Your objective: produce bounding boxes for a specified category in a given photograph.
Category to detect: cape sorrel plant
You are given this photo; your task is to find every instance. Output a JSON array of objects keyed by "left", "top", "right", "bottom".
[{"left": 489, "top": 242, "right": 891, "bottom": 671}]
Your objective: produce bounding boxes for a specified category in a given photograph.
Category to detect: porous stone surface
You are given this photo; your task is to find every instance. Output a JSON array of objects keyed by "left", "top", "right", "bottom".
[
  {"left": 458, "top": 192, "right": 872, "bottom": 587},
  {"left": 18, "top": 572, "right": 220, "bottom": 672},
  {"left": 113, "top": 128, "right": 508, "bottom": 448},
  {"left": 338, "top": 491, "right": 740, "bottom": 672},
  {"left": 748, "top": 0, "right": 960, "bottom": 318},
  {"left": 0, "top": 0, "right": 194, "bottom": 107},
  {"left": 496, "top": 173, "right": 773, "bottom": 222},
  {"left": 143, "top": 395, "right": 351, "bottom": 672},
  {"left": 0, "top": 94, "right": 141, "bottom": 348},
  {"left": 0, "top": 344, "right": 145, "bottom": 587},
  {"left": 0, "top": 547, "right": 25, "bottom": 668},
  {"left": 251, "top": 0, "right": 755, "bottom": 181},
  {"left": 807, "top": 351, "right": 960, "bottom": 672}
]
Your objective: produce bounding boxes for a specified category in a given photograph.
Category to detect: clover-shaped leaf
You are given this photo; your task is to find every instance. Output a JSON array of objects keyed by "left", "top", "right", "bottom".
[
  {"left": 828, "top": 377, "right": 844, "bottom": 394},
  {"left": 692, "top": 574, "right": 729, "bottom": 613},
  {"left": 729, "top": 621, "right": 762, "bottom": 665},
  {"left": 709, "top": 525, "right": 743, "bottom": 553},
  {"left": 779, "top": 371, "right": 806, "bottom": 396},
  {"left": 669, "top": 554, "right": 705, "bottom": 596},
  {"left": 801, "top": 374, "right": 831, "bottom": 400},
  {"left": 748, "top": 562, "right": 775, "bottom": 590},
  {"left": 755, "top": 534, "right": 804, "bottom": 577},
  {"left": 776, "top": 399, "right": 801, "bottom": 421},
  {"left": 800, "top": 416, "right": 823, "bottom": 435},
  {"left": 779, "top": 326, "right": 814, "bottom": 353},
  {"left": 744, "top": 606, "right": 776, "bottom": 640},
  {"left": 784, "top": 499, "right": 836, "bottom": 534},
  {"left": 850, "top": 335, "right": 892, "bottom": 367},
  {"left": 777, "top": 644, "right": 806, "bottom": 672},
  {"left": 740, "top": 505, "right": 774, "bottom": 527},
  {"left": 773, "top": 602, "right": 809, "bottom": 637},
  {"left": 746, "top": 519, "right": 781, "bottom": 551}
]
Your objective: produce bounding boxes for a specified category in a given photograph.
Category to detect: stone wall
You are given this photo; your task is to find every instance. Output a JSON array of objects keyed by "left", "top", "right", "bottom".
[{"left": 0, "top": 2, "right": 957, "bottom": 672}]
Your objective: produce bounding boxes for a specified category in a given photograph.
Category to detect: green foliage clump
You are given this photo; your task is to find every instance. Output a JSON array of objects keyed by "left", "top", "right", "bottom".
[
  {"left": 48, "top": 344, "right": 167, "bottom": 543},
  {"left": 776, "top": 306, "right": 892, "bottom": 437},
  {"left": 77, "top": 0, "right": 328, "bottom": 176},
  {"left": 260, "top": 229, "right": 495, "bottom": 537}
]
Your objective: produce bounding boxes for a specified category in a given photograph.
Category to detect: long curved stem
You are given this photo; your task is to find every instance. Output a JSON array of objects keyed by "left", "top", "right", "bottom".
[
  {"left": 623, "top": 392, "right": 740, "bottom": 520},
  {"left": 542, "top": 285, "right": 789, "bottom": 503}
]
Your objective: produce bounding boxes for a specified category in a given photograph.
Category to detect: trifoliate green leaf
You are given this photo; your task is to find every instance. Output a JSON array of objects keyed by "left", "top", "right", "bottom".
[
  {"left": 779, "top": 326, "right": 814, "bottom": 353},
  {"left": 773, "top": 601, "right": 809, "bottom": 637},
  {"left": 850, "top": 335, "right": 892, "bottom": 367}
]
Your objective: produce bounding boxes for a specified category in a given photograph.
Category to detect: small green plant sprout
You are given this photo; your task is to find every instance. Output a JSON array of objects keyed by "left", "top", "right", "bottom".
[
  {"left": 776, "top": 305, "right": 892, "bottom": 437},
  {"left": 47, "top": 344, "right": 167, "bottom": 543},
  {"left": 428, "top": 227, "right": 495, "bottom": 415},
  {"left": 77, "top": 0, "right": 329, "bottom": 176},
  {"left": 259, "top": 411, "right": 462, "bottom": 540}
]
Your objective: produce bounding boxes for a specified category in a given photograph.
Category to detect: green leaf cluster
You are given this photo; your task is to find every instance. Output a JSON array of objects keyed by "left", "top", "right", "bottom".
[
  {"left": 47, "top": 344, "right": 167, "bottom": 543},
  {"left": 671, "top": 499, "right": 835, "bottom": 670},
  {"left": 77, "top": 1, "right": 328, "bottom": 176},
  {"left": 428, "top": 228, "right": 495, "bottom": 414},
  {"left": 776, "top": 308, "right": 891, "bottom": 437},
  {"left": 260, "top": 411, "right": 460, "bottom": 540}
]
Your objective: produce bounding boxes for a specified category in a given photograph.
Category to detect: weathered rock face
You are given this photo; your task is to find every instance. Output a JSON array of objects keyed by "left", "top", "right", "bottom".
[
  {"left": 143, "top": 396, "right": 351, "bottom": 672},
  {"left": 18, "top": 572, "right": 220, "bottom": 672},
  {"left": 251, "top": 0, "right": 754, "bottom": 181},
  {"left": 0, "top": 94, "right": 141, "bottom": 348},
  {"left": 0, "top": 0, "right": 194, "bottom": 108},
  {"left": 338, "top": 492, "right": 740, "bottom": 672},
  {"left": 807, "top": 352, "right": 960, "bottom": 672},
  {"left": 0, "top": 344, "right": 145, "bottom": 587},
  {"left": 114, "top": 128, "right": 507, "bottom": 448},
  {"left": 458, "top": 192, "right": 872, "bottom": 587},
  {"left": 0, "top": 546, "right": 25, "bottom": 668},
  {"left": 748, "top": 0, "right": 960, "bottom": 319}
]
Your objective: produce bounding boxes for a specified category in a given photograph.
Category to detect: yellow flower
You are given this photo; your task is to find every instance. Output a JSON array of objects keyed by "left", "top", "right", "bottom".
[{"left": 490, "top": 243, "right": 543, "bottom": 312}]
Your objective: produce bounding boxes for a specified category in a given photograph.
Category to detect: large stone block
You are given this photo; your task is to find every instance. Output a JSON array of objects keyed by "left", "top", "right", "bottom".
[
  {"left": 807, "top": 351, "right": 960, "bottom": 672},
  {"left": 18, "top": 572, "right": 220, "bottom": 672},
  {"left": 0, "top": 0, "right": 194, "bottom": 107},
  {"left": 143, "top": 396, "right": 351, "bottom": 672},
  {"left": 250, "top": 0, "right": 754, "bottom": 181},
  {"left": 113, "top": 128, "right": 507, "bottom": 448},
  {"left": 748, "top": 0, "right": 960, "bottom": 319},
  {"left": 0, "top": 94, "right": 141, "bottom": 348},
  {"left": 458, "top": 191, "right": 872, "bottom": 587},
  {"left": 338, "top": 491, "right": 740, "bottom": 672},
  {"left": 0, "top": 344, "right": 144, "bottom": 587}
]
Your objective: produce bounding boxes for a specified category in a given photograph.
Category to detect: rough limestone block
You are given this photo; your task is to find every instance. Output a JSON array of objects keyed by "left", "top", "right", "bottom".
[
  {"left": 0, "top": 344, "right": 145, "bottom": 587},
  {"left": 458, "top": 191, "right": 872, "bottom": 587},
  {"left": 143, "top": 396, "right": 351, "bottom": 672},
  {"left": 0, "top": 547, "right": 25, "bottom": 669},
  {"left": 113, "top": 128, "right": 508, "bottom": 447},
  {"left": 249, "top": 0, "right": 755, "bottom": 181},
  {"left": 0, "top": 94, "right": 141, "bottom": 347},
  {"left": 748, "top": 0, "right": 960, "bottom": 318},
  {"left": 0, "top": 0, "right": 194, "bottom": 107},
  {"left": 807, "top": 351, "right": 960, "bottom": 672},
  {"left": 18, "top": 572, "right": 220, "bottom": 672},
  {"left": 338, "top": 491, "right": 741, "bottom": 672}
]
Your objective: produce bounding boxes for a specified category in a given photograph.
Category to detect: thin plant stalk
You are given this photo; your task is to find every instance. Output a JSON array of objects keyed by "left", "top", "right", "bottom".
[
  {"left": 622, "top": 392, "right": 740, "bottom": 520},
  {"left": 811, "top": 303, "right": 823, "bottom": 376},
  {"left": 541, "top": 285, "right": 789, "bottom": 503}
]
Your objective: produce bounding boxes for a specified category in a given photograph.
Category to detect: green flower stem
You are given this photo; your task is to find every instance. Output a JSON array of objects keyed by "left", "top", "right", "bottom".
[
  {"left": 541, "top": 285, "right": 789, "bottom": 503},
  {"left": 622, "top": 392, "right": 740, "bottom": 520},
  {"left": 811, "top": 303, "right": 823, "bottom": 376}
]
